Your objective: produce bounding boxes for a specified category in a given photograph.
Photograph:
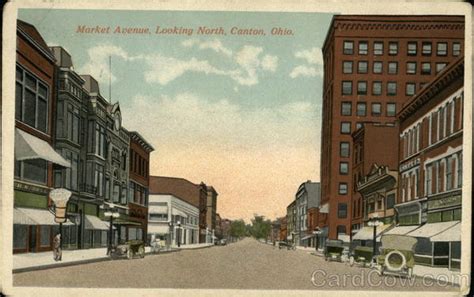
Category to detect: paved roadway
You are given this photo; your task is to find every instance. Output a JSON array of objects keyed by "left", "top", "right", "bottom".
[{"left": 14, "top": 238, "right": 458, "bottom": 291}]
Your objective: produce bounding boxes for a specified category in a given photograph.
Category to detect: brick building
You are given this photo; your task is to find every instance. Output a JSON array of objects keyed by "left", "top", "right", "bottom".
[
  {"left": 127, "top": 132, "right": 154, "bottom": 241},
  {"left": 206, "top": 186, "right": 218, "bottom": 242},
  {"left": 320, "top": 15, "right": 464, "bottom": 239},
  {"left": 395, "top": 57, "right": 463, "bottom": 270},
  {"left": 13, "top": 20, "right": 71, "bottom": 253},
  {"left": 279, "top": 216, "right": 287, "bottom": 242}
]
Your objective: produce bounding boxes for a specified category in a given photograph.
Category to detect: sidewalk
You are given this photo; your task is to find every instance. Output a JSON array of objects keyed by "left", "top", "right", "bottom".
[
  {"left": 413, "top": 265, "right": 464, "bottom": 286},
  {"left": 176, "top": 243, "right": 214, "bottom": 250},
  {"left": 13, "top": 246, "right": 178, "bottom": 273}
]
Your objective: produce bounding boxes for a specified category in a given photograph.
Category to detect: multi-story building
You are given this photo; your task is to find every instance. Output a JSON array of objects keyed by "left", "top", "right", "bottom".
[
  {"left": 295, "top": 181, "right": 320, "bottom": 247},
  {"left": 286, "top": 200, "right": 296, "bottom": 243},
  {"left": 215, "top": 213, "right": 222, "bottom": 240},
  {"left": 127, "top": 132, "right": 154, "bottom": 242},
  {"left": 147, "top": 194, "right": 199, "bottom": 246},
  {"left": 279, "top": 217, "right": 287, "bottom": 242},
  {"left": 149, "top": 176, "right": 209, "bottom": 243},
  {"left": 13, "top": 20, "right": 71, "bottom": 253},
  {"left": 351, "top": 123, "right": 399, "bottom": 246},
  {"left": 221, "top": 218, "right": 232, "bottom": 241},
  {"left": 394, "top": 57, "right": 463, "bottom": 270},
  {"left": 270, "top": 218, "right": 282, "bottom": 244},
  {"left": 320, "top": 15, "right": 464, "bottom": 239},
  {"left": 206, "top": 186, "right": 218, "bottom": 242}
]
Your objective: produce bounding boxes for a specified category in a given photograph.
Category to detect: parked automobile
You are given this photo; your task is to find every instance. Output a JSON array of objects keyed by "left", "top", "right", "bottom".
[
  {"left": 376, "top": 234, "right": 417, "bottom": 278},
  {"left": 215, "top": 239, "right": 227, "bottom": 246},
  {"left": 110, "top": 239, "right": 145, "bottom": 259},
  {"left": 349, "top": 246, "right": 374, "bottom": 267},
  {"left": 278, "top": 241, "right": 296, "bottom": 250},
  {"left": 324, "top": 239, "right": 345, "bottom": 262}
]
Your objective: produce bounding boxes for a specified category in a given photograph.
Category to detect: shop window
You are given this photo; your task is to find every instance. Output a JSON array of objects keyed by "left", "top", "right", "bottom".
[
  {"left": 441, "top": 210, "right": 453, "bottom": 222},
  {"left": 453, "top": 208, "right": 461, "bottom": 221},
  {"left": 415, "top": 237, "right": 432, "bottom": 255},
  {"left": 13, "top": 225, "right": 28, "bottom": 249},
  {"left": 386, "top": 194, "right": 395, "bottom": 209},
  {"left": 40, "top": 225, "right": 51, "bottom": 247}
]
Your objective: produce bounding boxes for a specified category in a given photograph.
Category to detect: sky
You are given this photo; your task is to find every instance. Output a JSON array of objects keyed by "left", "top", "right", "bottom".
[{"left": 19, "top": 9, "right": 334, "bottom": 222}]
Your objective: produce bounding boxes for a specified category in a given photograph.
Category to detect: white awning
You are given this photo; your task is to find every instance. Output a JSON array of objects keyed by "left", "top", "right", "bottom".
[
  {"left": 16, "top": 207, "right": 73, "bottom": 225},
  {"left": 172, "top": 208, "right": 188, "bottom": 218},
  {"left": 338, "top": 234, "right": 351, "bottom": 243},
  {"left": 384, "top": 225, "right": 421, "bottom": 235},
  {"left": 353, "top": 224, "right": 392, "bottom": 242},
  {"left": 149, "top": 205, "right": 168, "bottom": 214},
  {"left": 431, "top": 222, "right": 461, "bottom": 242},
  {"left": 148, "top": 224, "right": 169, "bottom": 235},
  {"left": 15, "top": 128, "right": 70, "bottom": 167},
  {"left": 408, "top": 221, "right": 460, "bottom": 239},
  {"left": 319, "top": 203, "right": 329, "bottom": 214},
  {"left": 13, "top": 208, "right": 37, "bottom": 225},
  {"left": 301, "top": 234, "right": 316, "bottom": 241},
  {"left": 84, "top": 215, "right": 110, "bottom": 230}
]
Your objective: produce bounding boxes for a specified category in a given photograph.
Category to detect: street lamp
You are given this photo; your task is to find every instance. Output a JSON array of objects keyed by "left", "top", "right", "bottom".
[
  {"left": 104, "top": 207, "right": 120, "bottom": 255},
  {"left": 367, "top": 215, "right": 382, "bottom": 263},
  {"left": 177, "top": 220, "right": 181, "bottom": 248},
  {"left": 168, "top": 221, "right": 174, "bottom": 249},
  {"left": 50, "top": 188, "right": 72, "bottom": 252}
]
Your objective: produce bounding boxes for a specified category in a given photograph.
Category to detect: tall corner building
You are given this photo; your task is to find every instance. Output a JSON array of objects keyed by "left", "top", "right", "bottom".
[{"left": 320, "top": 15, "right": 464, "bottom": 240}]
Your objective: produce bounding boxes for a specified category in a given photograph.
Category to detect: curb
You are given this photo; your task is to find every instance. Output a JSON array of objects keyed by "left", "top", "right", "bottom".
[
  {"left": 13, "top": 249, "right": 180, "bottom": 274},
  {"left": 180, "top": 244, "right": 214, "bottom": 250}
]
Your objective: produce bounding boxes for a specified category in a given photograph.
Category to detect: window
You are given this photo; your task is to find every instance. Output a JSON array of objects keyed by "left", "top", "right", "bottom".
[
  {"left": 387, "top": 82, "right": 397, "bottom": 95},
  {"left": 437, "top": 161, "right": 443, "bottom": 193},
  {"left": 371, "top": 103, "right": 381, "bottom": 116},
  {"left": 389, "top": 42, "right": 398, "bottom": 55},
  {"left": 388, "top": 62, "right": 398, "bottom": 74},
  {"left": 15, "top": 159, "right": 47, "bottom": 184},
  {"left": 95, "top": 164, "right": 104, "bottom": 197},
  {"left": 113, "top": 183, "right": 120, "bottom": 203},
  {"left": 407, "top": 42, "right": 417, "bottom": 55},
  {"left": 13, "top": 225, "right": 28, "bottom": 249},
  {"left": 340, "top": 142, "right": 350, "bottom": 158},
  {"left": 436, "top": 63, "right": 447, "bottom": 73},
  {"left": 437, "top": 42, "right": 447, "bottom": 56},
  {"left": 340, "top": 162, "right": 349, "bottom": 175},
  {"left": 374, "top": 42, "right": 383, "bottom": 55},
  {"left": 343, "top": 61, "right": 353, "bottom": 74},
  {"left": 337, "top": 203, "right": 348, "bottom": 218},
  {"left": 63, "top": 151, "right": 79, "bottom": 191},
  {"left": 342, "top": 81, "right": 352, "bottom": 95},
  {"left": 40, "top": 226, "right": 51, "bottom": 247},
  {"left": 406, "top": 62, "right": 416, "bottom": 74},
  {"left": 446, "top": 156, "right": 453, "bottom": 191},
  {"left": 121, "top": 186, "right": 127, "bottom": 204},
  {"left": 358, "top": 61, "right": 368, "bottom": 73},
  {"left": 343, "top": 41, "right": 354, "bottom": 54},
  {"left": 15, "top": 66, "right": 49, "bottom": 133},
  {"left": 373, "top": 62, "right": 383, "bottom": 74},
  {"left": 457, "top": 153, "right": 462, "bottom": 188},
  {"left": 421, "top": 62, "right": 431, "bottom": 75},
  {"left": 386, "top": 194, "right": 395, "bottom": 209},
  {"left": 406, "top": 83, "right": 416, "bottom": 96},
  {"left": 386, "top": 103, "right": 396, "bottom": 116},
  {"left": 453, "top": 42, "right": 461, "bottom": 56},
  {"left": 339, "top": 102, "right": 352, "bottom": 116},
  {"left": 357, "top": 102, "right": 366, "bottom": 116},
  {"left": 358, "top": 41, "right": 368, "bottom": 55},
  {"left": 338, "top": 183, "right": 348, "bottom": 195},
  {"left": 357, "top": 81, "right": 367, "bottom": 95},
  {"left": 372, "top": 81, "right": 382, "bottom": 95},
  {"left": 340, "top": 122, "right": 351, "bottom": 134},
  {"left": 422, "top": 42, "right": 432, "bottom": 55},
  {"left": 356, "top": 122, "right": 363, "bottom": 130}
]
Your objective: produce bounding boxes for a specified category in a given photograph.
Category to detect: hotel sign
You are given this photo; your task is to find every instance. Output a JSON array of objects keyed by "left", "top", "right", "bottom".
[{"left": 428, "top": 195, "right": 461, "bottom": 210}]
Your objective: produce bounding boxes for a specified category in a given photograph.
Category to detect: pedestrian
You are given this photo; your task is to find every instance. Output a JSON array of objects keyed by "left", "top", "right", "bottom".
[{"left": 53, "top": 233, "right": 62, "bottom": 261}]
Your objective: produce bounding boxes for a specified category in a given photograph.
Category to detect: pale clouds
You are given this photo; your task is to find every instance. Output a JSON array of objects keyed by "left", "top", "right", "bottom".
[
  {"left": 289, "top": 47, "right": 323, "bottom": 78},
  {"left": 182, "top": 38, "right": 233, "bottom": 57}
]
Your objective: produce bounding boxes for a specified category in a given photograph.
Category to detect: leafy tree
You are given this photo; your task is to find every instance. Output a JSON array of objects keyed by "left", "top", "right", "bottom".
[
  {"left": 250, "top": 215, "right": 272, "bottom": 240},
  {"left": 229, "top": 219, "right": 247, "bottom": 239}
]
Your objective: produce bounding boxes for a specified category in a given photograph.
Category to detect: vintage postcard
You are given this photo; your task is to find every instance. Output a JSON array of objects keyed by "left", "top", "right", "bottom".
[{"left": 1, "top": 0, "right": 472, "bottom": 296}]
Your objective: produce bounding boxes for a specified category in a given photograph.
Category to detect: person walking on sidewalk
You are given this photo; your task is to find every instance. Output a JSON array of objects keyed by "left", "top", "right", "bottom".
[{"left": 53, "top": 233, "right": 62, "bottom": 261}]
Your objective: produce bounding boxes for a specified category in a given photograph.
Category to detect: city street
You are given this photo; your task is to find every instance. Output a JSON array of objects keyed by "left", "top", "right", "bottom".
[{"left": 14, "top": 238, "right": 457, "bottom": 291}]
